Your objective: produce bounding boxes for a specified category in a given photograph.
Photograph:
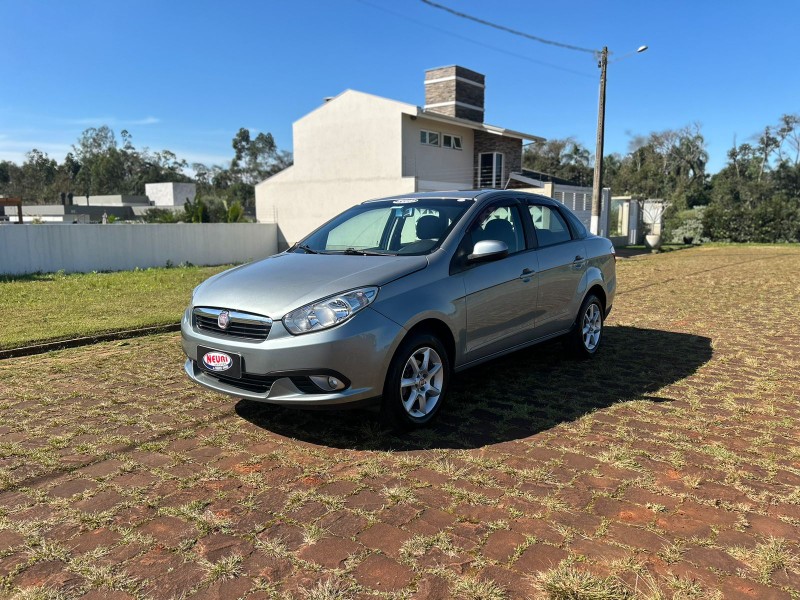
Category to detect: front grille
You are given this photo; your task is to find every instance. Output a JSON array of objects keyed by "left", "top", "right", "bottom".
[{"left": 194, "top": 307, "right": 272, "bottom": 341}]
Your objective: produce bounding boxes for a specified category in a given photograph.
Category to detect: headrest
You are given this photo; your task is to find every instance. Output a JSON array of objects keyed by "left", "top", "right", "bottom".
[{"left": 416, "top": 215, "right": 448, "bottom": 239}]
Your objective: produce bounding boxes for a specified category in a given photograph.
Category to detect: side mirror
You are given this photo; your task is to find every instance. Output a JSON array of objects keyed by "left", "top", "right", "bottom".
[{"left": 468, "top": 239, "right": 509, "bottom": 263}]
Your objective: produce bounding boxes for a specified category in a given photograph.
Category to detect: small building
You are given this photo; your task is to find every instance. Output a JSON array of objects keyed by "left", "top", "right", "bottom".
[
  {"left": 255, "top": 66, "right": 543, "bottom": 249},
  {"left": 145, "top": 182, "right": 196, "bottom": 207},
  {"left": 8, "top": 183, "right": 195, "bottom": 224},
  {"left": 72, "top": 194, "right": 149, "bottom": 206}
]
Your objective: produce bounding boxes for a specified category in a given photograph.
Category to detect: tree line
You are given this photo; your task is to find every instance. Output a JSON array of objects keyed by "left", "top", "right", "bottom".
[
  {"left": 523, "top": 114, "right": 800, "bottom": 243},
  {"left": 0, "top": 126, "right": 292, "bottom": 223},
  {"left": 3, "top": 116, "right": 799, "bottom": 241}
]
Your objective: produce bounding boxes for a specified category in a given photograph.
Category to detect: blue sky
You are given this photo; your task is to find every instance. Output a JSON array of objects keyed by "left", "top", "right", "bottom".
[{"left": 3, "top": 0, "right": 798, "bottom": 174}]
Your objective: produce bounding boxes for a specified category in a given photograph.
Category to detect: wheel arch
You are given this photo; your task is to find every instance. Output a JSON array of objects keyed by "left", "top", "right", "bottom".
[
  {"left": 402, "top": 318, "right": 457, "bottom": 369},
  {"left": 585, "top": 284, "right": 607, "bottom": 313}
]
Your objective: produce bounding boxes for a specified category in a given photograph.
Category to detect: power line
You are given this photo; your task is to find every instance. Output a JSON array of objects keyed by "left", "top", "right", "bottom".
[
  {"left": 353, "top": 0, "right": 593, "bottom": 78},
  {"left": 420, "top": 0, "right": 598, "bottom": 54}
]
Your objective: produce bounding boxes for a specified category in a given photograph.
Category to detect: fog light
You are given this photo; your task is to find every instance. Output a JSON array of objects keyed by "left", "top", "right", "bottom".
[{"left": 309, "top": 375, "right": 346, "bottom": 391}]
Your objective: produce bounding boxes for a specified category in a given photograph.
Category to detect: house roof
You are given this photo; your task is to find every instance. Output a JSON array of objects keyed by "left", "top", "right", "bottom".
[
  {"left": 416, "top": 108, "right": 544, "bottom": 142},
  {"left": 313, "top": 89, "right": 543, "bottom": 143},
  {"left": 519, "top": 168, "right": 583, "bottom": 186}
]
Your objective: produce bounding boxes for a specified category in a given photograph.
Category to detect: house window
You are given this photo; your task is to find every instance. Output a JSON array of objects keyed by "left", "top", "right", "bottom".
[
  {"left": 420, "top": 130, "right": 440, "bottom": 146},
  {"left": 442, "top": 134, "right": 462, "bottom": 150},
  {"left": 479, "top": 152, "right": 503, "bottom": 188}
]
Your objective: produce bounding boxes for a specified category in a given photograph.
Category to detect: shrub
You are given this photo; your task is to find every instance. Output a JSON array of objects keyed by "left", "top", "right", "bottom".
[
  {"left": 667, "top": 207, "right": 706, "bottom": 244},
  {"left": 703, "top": 196, "right": 800, "bottom": 243}
]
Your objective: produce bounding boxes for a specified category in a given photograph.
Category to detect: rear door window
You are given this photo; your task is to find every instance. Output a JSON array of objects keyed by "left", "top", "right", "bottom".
[{"left": 529, "top": 205, "right": 572, "bottom": 247}]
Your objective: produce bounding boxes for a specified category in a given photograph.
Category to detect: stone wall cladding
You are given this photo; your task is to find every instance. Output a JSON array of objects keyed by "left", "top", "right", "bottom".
[
  {"left": 424, "top": 66, "right": 485, "bottom": 122},
  {"left": 454, "top": 80, "right": 484, "bottom": 107},
  {"left": 473, "top": 131, "right": 522, "bottom": 188}
]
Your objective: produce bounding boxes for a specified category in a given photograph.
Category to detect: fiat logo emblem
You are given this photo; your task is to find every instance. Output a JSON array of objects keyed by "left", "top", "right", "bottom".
[{"left": 217, "top": 310, "right": 231, "bottom": 330}]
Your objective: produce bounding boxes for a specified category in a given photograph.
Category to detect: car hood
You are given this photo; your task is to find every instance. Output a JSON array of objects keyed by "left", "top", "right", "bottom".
[{"left": 193, "top": 252, "right": 428, "bottom": 317}]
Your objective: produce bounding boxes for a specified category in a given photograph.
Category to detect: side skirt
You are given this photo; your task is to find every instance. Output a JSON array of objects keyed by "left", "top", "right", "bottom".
[{"left": 454, "top": 328, "right": 571, "bottom": 373}]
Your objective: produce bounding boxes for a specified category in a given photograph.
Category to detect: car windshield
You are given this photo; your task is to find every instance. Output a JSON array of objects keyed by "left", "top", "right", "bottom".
[{"left": 293, "top": 199, "right": 474, "bottom": 256}]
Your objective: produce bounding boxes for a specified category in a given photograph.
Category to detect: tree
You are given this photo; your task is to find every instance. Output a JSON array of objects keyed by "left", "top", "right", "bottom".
[
  {"left": 605, "top": 124, "right": 708, "bottom": 208},
  {"left": 142, "top": 207, "right": 181, "bottom": 223},
  {"left": 226, "top": 200, "right": 245, "bottom": 223},
  {"left": 184, "top": 198, "right": 210, "bottom": 223},
  {"left": 230, "top": 127, "right": 292, "bottom": 185},
  {"left": 522, "top": 137, "right": 593, "bottom": 186},
  {"left": 0, "top": 124, "right": 290, "bottom": 220},
  {"left": 73, "top": 126, "right": 117, "bottom": 162},
  {"left": 703, "top": 113, "right": 800, "bottom": 242},
  {"left": 17, "top": 150, "right": 58, "bottom": 203}
]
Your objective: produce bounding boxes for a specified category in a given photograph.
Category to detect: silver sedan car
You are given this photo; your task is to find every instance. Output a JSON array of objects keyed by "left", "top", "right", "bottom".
[{"left": 181, "top": 190, "right": 616, "bottom": 427}]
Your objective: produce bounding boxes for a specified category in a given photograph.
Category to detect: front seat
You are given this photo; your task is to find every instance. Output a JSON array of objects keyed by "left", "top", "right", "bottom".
[
  {"left": 483, "top": 218, "right": 518, "bottom": 253},
  {"left": 399, "top": 215, "right": 449, "bottom": 254}
]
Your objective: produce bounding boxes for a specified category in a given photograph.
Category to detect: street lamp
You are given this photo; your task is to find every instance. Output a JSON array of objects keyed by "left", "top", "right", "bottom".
[{"left": 590, "top": 44, "right": 648, "bottom": 235}]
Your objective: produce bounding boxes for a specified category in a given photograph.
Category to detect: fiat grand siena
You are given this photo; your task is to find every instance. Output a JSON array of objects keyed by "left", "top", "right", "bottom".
[{"left": 182, "top": 190, "right": 616, "bottom": 427}]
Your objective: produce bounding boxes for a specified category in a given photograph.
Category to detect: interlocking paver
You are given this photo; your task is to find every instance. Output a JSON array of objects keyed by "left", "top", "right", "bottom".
[
  {"left": 353, "top": 553, "right": 414, "bottom": 591},
  {"left": 12, "top": 560, "right": 85, "bottom": 593},
  {"left": 357, "top": 522, "right": 413, "bottom": 557},
  {"left": 1, "top": 247, "right": 800, "bottom": 598},
  {"left": 482, "top": 529, "right": 527, "bottom": 562},
  {"left": 512, "top": 543, "right": 568, "bottom": 574},
  {"left": 0, "top": 530, "right": 24, "bottom": 552},
  {"left": 298, "top": 536, "right": 363, "bottom": 568}
]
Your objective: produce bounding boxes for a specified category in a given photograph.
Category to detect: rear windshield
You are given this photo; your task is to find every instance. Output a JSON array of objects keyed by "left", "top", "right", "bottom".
[{"left": 294, "top": 199, "right": 473, "bottom": 256}]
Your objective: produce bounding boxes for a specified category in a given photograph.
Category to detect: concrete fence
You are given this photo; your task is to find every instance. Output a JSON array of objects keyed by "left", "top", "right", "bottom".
[{"left": 0, "top": 223, "right": 278, "bottom": 276}]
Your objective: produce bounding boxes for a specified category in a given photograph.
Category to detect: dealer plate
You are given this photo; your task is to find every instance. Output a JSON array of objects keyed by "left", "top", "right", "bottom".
[{"left": 198, "top": 346, "right": 242, "bottom": 379}]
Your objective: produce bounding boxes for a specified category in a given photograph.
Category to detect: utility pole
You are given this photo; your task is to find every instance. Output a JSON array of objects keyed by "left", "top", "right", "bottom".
[{"left": 590, "top": 46, "right": 608, "bottom": 236}]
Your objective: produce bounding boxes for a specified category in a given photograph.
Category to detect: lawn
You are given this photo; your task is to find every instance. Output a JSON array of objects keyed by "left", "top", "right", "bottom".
[
  {"left": 0, "top": 265, "right": 229, "bottom": 350},
  {"left": 0, "top": 245, "right": 799, "bottom": 599}
]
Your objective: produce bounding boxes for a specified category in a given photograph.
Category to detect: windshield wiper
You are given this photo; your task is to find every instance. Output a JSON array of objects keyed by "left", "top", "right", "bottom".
[
  {"left": 342, "top": 248, "right": 391, "bottom": 256},
  {"left": 295, "top": 243, "right": 321, "bottom": 254}
]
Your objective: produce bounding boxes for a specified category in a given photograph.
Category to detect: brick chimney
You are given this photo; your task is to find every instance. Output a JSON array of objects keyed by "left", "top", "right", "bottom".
[{"left": 424, "top": 66, "right": 485, "bottom": 122}]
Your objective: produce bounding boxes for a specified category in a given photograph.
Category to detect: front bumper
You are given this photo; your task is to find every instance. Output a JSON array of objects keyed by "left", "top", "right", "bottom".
[{"left": 181, "top": 306, "right": 404, "bottom": 406}]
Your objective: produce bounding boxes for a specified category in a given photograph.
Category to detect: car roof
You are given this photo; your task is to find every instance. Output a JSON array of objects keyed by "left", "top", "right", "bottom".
[{"left": 362, "top": 189, "right": 561, "bottom": 206}]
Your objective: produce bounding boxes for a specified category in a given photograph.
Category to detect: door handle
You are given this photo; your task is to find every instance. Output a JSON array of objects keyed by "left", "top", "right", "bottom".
[
  {"left": 574, "top": 255, "right": 585, "bottom": 262},
  {"left": 519, "top": 267, "right": 535, "bottom": 280}
]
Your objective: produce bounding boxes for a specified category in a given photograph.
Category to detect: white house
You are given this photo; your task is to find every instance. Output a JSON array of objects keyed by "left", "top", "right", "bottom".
[{"left": 255, "top": 66, "right": 543, "bottom": 249}]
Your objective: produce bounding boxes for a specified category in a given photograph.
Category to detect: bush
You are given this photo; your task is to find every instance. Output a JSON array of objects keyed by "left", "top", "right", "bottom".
[
  {"left": 667, "top": 207, "right": 706, "bottom": 244},
  {"left": 703, "top": 196, "right": 800, "bottom": 243}
]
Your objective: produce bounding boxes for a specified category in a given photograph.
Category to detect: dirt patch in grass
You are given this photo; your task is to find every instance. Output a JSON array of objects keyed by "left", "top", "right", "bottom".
[{"left": 0, "top": 246, "right": 799, "bottom": 598}]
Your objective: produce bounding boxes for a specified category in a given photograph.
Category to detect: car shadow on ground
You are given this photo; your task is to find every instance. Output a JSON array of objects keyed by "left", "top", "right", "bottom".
[{"left": 235, "top": 325, "right": 712, "bottom": 451}]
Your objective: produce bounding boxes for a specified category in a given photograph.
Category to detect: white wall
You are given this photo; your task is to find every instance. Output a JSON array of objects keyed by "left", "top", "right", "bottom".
[
  {"left": 257, "top": 175, "right": 416, "bottom": 248},
  {"left": 256, "top": 90, "right": 418, "bottom": 249},
  {"left": 145, "top": 182, "right": 197, "bottom": 207},
  {"left": 72, "top": 195, "right": 150, "bottom": 206},
  {"left": 401, "top": 115, "right": 474, "bottom": 188},
  {"left": 0, "top": 223, "right": 277, "bottom": 275}
]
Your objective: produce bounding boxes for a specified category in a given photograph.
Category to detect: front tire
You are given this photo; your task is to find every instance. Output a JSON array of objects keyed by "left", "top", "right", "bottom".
[
  {"left": 382, "top": 332, "right": 450, "bottom": 428},
  {"left": 569, "top": 294, "right": 604, "bottom": 358}
]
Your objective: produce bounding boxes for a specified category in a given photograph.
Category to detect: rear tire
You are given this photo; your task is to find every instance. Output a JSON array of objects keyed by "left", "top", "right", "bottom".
[
  {"left": 381, "top": 332, "right": 450, "bottom": 428},
  {"left": 568, "top": 294, "right": 604, "bottom": 358}
]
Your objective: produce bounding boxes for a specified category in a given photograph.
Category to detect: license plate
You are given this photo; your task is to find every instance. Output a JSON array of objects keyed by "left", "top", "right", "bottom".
[{"left": 198, "top": 346, "right": 242, "bottom": 379}]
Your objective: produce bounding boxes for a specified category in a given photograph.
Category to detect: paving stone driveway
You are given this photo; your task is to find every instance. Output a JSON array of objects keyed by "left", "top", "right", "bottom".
[{"left": 0, "top": 246, "right": 799, "bottom": 599}]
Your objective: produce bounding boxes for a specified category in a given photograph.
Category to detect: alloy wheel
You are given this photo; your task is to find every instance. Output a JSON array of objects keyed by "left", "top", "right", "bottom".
[
  {"left": 399, "top": 346, "right": 444, "bottom": 418},
  {"left": 582, "top": 303, "right": 602, "bottom": 351}
]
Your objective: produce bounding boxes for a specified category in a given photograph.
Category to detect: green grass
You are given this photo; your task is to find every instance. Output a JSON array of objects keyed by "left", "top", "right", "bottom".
[{"left": 0, "top": 265, "right": 229, "bottom": 349}]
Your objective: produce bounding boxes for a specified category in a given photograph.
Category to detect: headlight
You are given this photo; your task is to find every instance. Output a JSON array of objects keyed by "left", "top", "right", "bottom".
[{"left": 283, "top": 287, "right": 378, "bottom": 335}]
